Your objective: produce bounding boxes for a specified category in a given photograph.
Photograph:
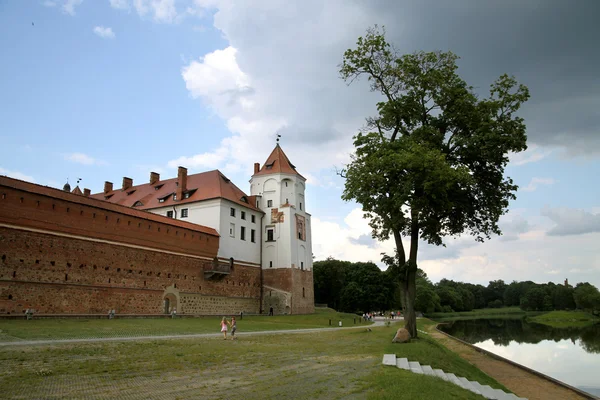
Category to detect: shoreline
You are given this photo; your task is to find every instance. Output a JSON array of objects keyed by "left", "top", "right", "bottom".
[{"left": 429, "top": 323, "right": 598, "bottom": 400}]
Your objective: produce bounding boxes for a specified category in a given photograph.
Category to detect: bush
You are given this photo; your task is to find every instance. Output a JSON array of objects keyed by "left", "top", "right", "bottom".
[
  {"left": 488, "top": 299, "right": 503, "bottom": 308},
  {"left": 441, "top": 305, "right": 453, "bottom": 313}
]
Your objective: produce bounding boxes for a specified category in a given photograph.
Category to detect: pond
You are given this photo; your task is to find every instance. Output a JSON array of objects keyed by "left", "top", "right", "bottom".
[{"left": 438, "top": 318, "right": 600, "bottom": 397}]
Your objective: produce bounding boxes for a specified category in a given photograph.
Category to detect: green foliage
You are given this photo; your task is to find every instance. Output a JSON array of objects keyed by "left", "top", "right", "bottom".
[
  {"left": 339, "top": 26, "right": 529, "bottom": 336},
  {"left": 574, "top": 283, "right": 600, "bottom": 312},
  {"left": 313, "top": 258, "right": 398, "bottom": 313}
]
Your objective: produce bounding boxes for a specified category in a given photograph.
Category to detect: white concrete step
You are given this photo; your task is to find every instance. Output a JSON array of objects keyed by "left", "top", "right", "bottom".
[
  {"left": 382, "top": 355, "right": 527, "bottom": 400},
  {"left": 433, "top": 368, "right": 449, "bottom": 381},
  {"left": 470, "top": 381, "right": 497, "bottom": 399},
  {"left": 382, "top": 354, "right": 396, "bottom": 366},
  {"left": 445, "top": 372, "right": 462, "bottom": 387},
  {"left": 396, "top": 357, "right": 410, "bottom": 370},
  {"left": 420, "top": 365, "right": 436, "bottom": 377},
  {"left": 458, "top": 376, "right": 481, "bottom": 395},
  {"left": 408, "top": 361, "right": 423, "bottom": 374}
]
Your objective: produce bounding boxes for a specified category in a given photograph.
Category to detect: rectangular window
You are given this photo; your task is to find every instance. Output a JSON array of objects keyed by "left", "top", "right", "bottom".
[
  {"left": 241, "top": 226, "right": 246, "bottom": 241},
  {"left": 300, "top": 202, "right": 302, "bottom": 211},
  {"left": 251, "top": 229, "right": 256, "bottom": 243},
  {"left": 251, "top": 215, "right": 256, "bottom": 223},
  {"left": 301, "top": 261, "right": 304, "bottom": 270},
  {"left": 241, "top": 211, "right": 246, "bottom": 220},
  {"left": 299, "top": 232, "right": 302, "bottom": 239},
  {"left": 166, "top": 211, "right": 174, "bottom": 218},
  {"left": 285, "top": 181, "right": 288, "bottom": 187},
  {"left": 286, "top": 198, "right": 289, "bottom": 204},
  {"left": 181, "top": 208, "right": 188, "bottom": 218},
  {"left": 269, "top": 261, "right": 273, "bottom": 268},
  {"left": 230, "top": 223, "right": 235, "bottom": 237},
  {"left": 230, "top": 207, "right": 236, "bottom": 217},
  {"left": 267, "top": 200, "right": 273, "bottom": 207},
  {"left": 267, "top": 228, "right": 274, "bottom": 241},
  {"left": 173, "top": 194, "right": 177, "bottom": 201}
]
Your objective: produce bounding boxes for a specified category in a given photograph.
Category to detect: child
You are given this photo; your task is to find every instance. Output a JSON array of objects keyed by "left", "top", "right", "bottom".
[
  {"left": 228, "top": 316, "right": 237, "bottom": 340},
  {"left": 220, "top": 316, "right": 228, "bottom": 340}
]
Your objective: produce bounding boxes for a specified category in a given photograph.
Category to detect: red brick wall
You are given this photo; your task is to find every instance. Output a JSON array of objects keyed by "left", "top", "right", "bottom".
[
  {"left": 0, "top": 178, "right": 218, "bottom": 258},
  {"left": 262, "top": 268, "right": 314, "bottom": 314},
  {"left": 0, "top": 228, "right": 261, "bottom": 314},
  {"left": 0, "top": 177, "right": 262, "bottom": 315}
]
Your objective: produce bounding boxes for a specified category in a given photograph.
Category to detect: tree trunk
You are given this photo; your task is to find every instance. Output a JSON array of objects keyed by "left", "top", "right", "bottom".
[
  {"left": 403, "top": 208, "right": 420, "bottom": 338},
  {"left": 403, "top": 268, "right": 417, "bottom": 338}
]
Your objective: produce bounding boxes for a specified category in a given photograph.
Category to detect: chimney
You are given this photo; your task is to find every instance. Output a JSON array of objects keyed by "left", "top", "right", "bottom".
[
  {"left": 104, "top": 181, "right": 113, "bottom": 193},
  {"left": 122, "top": 177, "right": 133, "bottom": 191},
  {"left": 176, "top": 166, "right": 187, "bottom": 200},
  {"left": 83, "top": 188, "right": 91, "bottom": 197},
  {"left": 254, "top": 162, "right": 260, "bottom": 174},
  {"left": 150, "top": 171, "right": 160, "bottom": 185}
]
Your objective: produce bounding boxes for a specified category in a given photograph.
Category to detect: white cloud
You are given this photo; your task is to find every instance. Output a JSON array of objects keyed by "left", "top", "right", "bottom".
[
  {"left": 133, "top": 0, "right": 178, "bottom": 23},
  {"left": 109, "top": 0, "right": 129, "bottom": 10},
  {"left": 0, "top": 167, "right": 35, "bottom": 183},
  {"left": 63, "top": 153, "right": 107, "bottom": 166},
  {"left": 93, "top": 26, "right": 115, "bottom": 39},
  {"left": 509, "top": 144, "right": 555, "bottom": 166},
  {"left": 62, "top": 0, "right": 83, "bottom": 16},
  {"left": 541, "top": 207, "right": 600, "bottom": 236},
  {"left": 167, "top": 146, "right": 229, "bottom": 169},
  {"left": 43, "top": 1, "right": 57, "bottom": 7},
  {"left": 521, "top": 177, "right": 556, "bottom": 192}
]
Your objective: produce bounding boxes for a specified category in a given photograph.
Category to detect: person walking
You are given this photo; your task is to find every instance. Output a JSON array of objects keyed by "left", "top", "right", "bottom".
[
  {"left": 220, "top": 316, "right": 228, "bottom": 340},
  {"left": 228, "top": 316, "right": 237, "bottom": 340}
]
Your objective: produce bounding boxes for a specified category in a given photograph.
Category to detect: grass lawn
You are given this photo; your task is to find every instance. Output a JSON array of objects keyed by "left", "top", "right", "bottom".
[
  {"left": 528, "top": 310, "right": 599, "bottom": 328},
  {"left": 0, "top": 308, "right": 366, "bottom": 342},
  {"left": 426, "top": 306, "right": 539, "bottom": 321},
  {"left": 0, "top": 317, "right": 510, "bottom": 399}
]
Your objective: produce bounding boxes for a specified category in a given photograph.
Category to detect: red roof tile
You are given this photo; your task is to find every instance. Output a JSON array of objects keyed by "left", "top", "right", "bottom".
[
  {"left": 253, "top": 144, "right": 305, "bottom": 179},
  {"left": 92, "top": 170, "right": 262, "bottom": 213}
]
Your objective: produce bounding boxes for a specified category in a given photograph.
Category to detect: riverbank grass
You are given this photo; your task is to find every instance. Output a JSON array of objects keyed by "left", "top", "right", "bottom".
[
  {"left": 426, "top": 306, "right": 535, "bottom": 320},
  {"left": 0, "top": 307, "right": 365, "bottom": 342},
  {"left": 0, "top": 319, "right": 509, "bottom": 399},
  {"left": 529, "top": 310, "right": 599, "bottom": 328}
]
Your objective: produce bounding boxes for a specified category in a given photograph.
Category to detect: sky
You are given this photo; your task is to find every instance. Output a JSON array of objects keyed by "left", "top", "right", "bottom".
[{"left": 1, "top": 0, "right": 599, "bottom": 288}]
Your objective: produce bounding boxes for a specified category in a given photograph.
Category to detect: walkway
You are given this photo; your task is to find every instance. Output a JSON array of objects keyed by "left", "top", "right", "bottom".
[{"left": 0, "top": 319, "right": 384, "bottom": 347}]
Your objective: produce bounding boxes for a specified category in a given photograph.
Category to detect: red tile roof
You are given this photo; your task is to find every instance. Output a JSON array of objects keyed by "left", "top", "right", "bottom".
[
  {"left": 92, "top": 170, "right": 262, "bottom": 213},
  {"left": 253, "top": 144, "right": 305, "bottom": 179},
  {"left": 0, "top": 175, "right": 219, "bottom": 236}
]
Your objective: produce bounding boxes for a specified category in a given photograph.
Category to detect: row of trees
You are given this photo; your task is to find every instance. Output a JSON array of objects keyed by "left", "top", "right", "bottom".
[
  {"left": 416, "top": 272, "right": 600, "bottom": 314},
  {"left": 314, "top": 258, "right": 600, "bottom": 315}
]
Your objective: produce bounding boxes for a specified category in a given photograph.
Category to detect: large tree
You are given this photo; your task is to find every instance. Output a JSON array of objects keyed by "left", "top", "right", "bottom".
[{"left": 339, "top": 27, "right": 529, "bottom": 337}]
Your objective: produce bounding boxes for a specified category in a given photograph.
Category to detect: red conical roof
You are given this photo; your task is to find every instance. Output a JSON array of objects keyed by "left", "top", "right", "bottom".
[{"left": 253, "top": 144, "right": 305, "bottom": 179}]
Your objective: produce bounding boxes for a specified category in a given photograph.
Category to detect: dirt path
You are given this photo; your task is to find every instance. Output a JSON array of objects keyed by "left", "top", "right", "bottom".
[
  {"left": 426, "top": 325, "right": 590, "bottom": 400},
  {"left": 0, "top": 320, "right": 384, "bottom": 347}
]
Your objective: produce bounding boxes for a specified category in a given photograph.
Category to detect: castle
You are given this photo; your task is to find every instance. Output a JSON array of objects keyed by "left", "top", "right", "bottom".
[{"left": 0, "top": 144, "right": 314, "bottom": 316}]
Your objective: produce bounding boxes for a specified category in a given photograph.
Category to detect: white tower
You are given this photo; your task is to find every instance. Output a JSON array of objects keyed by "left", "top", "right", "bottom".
[{"left": 250, "top": 144, "right": 314, "bottom": 314}]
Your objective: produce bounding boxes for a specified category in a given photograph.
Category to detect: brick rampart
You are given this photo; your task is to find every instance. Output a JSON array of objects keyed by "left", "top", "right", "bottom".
[{"left": 0, "top": 177, "right": 261, "bottom": 315}]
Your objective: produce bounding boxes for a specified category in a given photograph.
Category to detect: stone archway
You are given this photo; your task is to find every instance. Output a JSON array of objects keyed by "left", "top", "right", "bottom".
[{"left": 163, "top": 285, "right": 180, "bottom": 314}]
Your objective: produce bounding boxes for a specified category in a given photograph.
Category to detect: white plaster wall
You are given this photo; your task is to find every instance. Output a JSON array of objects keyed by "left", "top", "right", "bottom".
[
  {"left": 218, "top": 199, "right": 261, "bottom": 264},
  {"left": 250, "top": 172, "right": 312, "bottom": 270},
  {"left": 149, "top": 199, "right": 221, "bottom": 232}
]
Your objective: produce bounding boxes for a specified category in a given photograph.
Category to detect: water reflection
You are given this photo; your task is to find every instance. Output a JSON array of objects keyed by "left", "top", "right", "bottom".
[{"left": 439, "top": 319, "right": 600, "bottom": 394}]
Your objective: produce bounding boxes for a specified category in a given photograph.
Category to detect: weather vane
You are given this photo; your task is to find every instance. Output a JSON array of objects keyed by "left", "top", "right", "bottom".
[
  {"left": 276, "top": 134, "right": 281, "bottom": 144},
  {"left": 77, "top": 178, "right": 82, "bottom": 184}
]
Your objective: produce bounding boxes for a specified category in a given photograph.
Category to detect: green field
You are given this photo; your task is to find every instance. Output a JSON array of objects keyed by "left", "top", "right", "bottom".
[
  {"left": 0, "top": 314, "right": 510, "bottom": 399},
  {"left": 0, "top": 308, "right": 366, "bottom": 342},
  {"left": 426, "top": 307, "right": 537, "bottom": 321},
  {"left": 529, "top": 310, "right": 599, "bottom": 328}
]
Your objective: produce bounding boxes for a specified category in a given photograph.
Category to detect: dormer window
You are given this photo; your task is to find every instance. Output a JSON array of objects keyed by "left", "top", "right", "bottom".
[
  {"left": 183, "top": 192, "right": 190, "bottom": 199},
  {"left": 158, "top": 198, "right": 165, "bottom": 203},
  {"left": 241, "top": 196, "right": 248, "bottom": 203},
  {"left": 173, "top": 194, "right": 177, "bottom": 201},
  {"left": 133, "top": 201, "right": 143, "bottom": 207},
  {"left": 265, "top": 161, "right": 275, "bottom": 170},
  {"left": 154, "top": 184, "right": 164, "bottom": 191},
  {"left": 104, "top": 194, "right": 114, "bottom": 200},
  {"left": 126, "top": 190, "right": 136, "bottom": 196}
]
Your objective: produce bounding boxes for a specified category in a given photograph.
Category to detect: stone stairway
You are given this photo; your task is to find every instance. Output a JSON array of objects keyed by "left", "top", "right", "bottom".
[{"left": 382, "top": 354, "right": 527, "bottom": 400}]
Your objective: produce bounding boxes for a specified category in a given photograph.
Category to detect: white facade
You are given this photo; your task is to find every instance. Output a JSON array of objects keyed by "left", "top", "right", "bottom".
[
  {"left": 249, "top": 172, "right": 313, "bottom": 271},
  {"left": 149, "top": 199, "right": 262, "bottom": 265}
]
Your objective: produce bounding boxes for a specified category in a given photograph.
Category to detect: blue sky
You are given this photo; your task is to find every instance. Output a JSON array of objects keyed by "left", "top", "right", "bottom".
[{"left": 1, "top": 0, "right": 599, "bottom": 288}]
